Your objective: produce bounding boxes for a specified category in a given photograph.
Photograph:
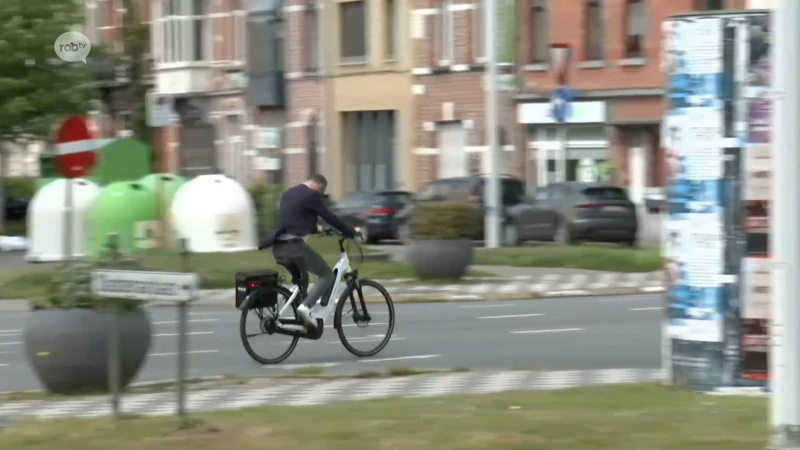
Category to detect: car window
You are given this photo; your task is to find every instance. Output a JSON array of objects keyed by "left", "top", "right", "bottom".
[
  {"left": 501, "top": 180, "right": 525, "bottom": 204},
  {"left": 436, "top": 180, "right": 469, "bottom": 201},
  {"left": 416, "top": 183, "right": 439, "bottom": 201},
  {"left": 336, "top": 192, "right": 371, "bottom": 208},
  {"left": 376, "top": 192, "right": 412, "bottom": 208},
  {"left": 582, "top": 186, "right": 628, "bottom": 201}
]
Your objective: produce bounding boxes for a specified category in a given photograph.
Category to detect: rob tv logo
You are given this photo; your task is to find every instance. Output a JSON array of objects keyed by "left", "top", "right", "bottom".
[{"left": 53, "top": 31, "right": 92, "bottom": 64}]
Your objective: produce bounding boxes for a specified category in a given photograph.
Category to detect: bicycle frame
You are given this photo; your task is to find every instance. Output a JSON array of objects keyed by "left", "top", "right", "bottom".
[{"left": 275, "top": 246, "right": 351, "bottom": 332}]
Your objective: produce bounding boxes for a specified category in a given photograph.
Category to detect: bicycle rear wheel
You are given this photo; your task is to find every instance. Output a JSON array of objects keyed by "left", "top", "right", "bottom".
[
  {"left": 335, "top": 278, "right": 395, "bottom": 357},
  {"left": 239, "top": 285, "right": 299, "bottom": 364}
]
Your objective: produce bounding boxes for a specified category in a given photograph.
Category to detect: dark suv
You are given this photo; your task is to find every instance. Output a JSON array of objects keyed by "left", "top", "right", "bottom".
[{"left": 395, "top": 175, "right": 536, "bottom": 246}]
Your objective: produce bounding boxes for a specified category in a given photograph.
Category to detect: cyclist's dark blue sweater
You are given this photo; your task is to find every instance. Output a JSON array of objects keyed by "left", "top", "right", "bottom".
[{"left": 258, "top": 184, "right": 355, "bottom": 249}]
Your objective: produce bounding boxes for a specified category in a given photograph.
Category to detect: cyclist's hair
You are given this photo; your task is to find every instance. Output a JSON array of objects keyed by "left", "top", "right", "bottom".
[{"left": 308, "top": 173, "right": 328, "bottom": 188}]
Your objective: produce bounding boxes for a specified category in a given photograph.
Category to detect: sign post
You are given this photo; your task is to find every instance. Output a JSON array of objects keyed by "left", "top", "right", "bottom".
[
  {"left": 55, "top": 115, "right": 102, "bottom": 261},
  {"left": 91, "top": 260, "right": 199, "bottom": 427}
]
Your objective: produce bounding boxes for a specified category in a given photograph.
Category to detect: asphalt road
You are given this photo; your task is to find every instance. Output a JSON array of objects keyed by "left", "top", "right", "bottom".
[{"left": 0, "top": 294, "right": 664, "bottom": 392}]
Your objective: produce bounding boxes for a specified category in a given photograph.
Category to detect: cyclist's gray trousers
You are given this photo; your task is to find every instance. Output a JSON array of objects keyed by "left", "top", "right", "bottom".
[{"left": 273, "top": 240, "right": 334, "bottom": 307}]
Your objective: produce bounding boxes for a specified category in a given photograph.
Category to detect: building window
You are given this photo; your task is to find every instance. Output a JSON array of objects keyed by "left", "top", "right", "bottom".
[
  {"left": 440, "top": 0, "right": 454, "bottom": 62},
  {"left": 155, "top": 0, "right": 208, "bottom": 64},
  {"left": 694, "top": 0, "right": 725, "bottom": 9},
  {"left": 583, "top": 0, "right": 604, "bottom": 61},
  {"left": 305, "top": 2, "right": 319, "bottom": 71},
  {"left": 339, "top": 0, "right": 367, "bottom": 63},
  {"left": 385, "top": 0, "right": 396, "bottom": 60},
  {"left": 528, "top": 0, "right": 548, "bottom": 63},
  {"left": 625, "top": 0, "right": 645, "bottom": 58}
]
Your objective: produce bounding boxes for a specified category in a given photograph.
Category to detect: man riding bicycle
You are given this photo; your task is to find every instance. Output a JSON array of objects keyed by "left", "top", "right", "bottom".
[{"left": 258, "top": 174, "right": 360, "bottom": 328}]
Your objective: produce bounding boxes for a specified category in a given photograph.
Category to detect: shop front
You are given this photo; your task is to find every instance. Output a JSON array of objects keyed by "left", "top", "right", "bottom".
[{"left": 518, "top": 101, "right": 610, "bottom": 188}]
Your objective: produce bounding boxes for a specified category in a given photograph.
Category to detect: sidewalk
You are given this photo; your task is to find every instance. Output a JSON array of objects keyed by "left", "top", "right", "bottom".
[
  {"left": 0, "top": 269, "right": 665, "bottom": 311},
  {"left": 0, "top": 368, "right": 665, "bottom": 419}
]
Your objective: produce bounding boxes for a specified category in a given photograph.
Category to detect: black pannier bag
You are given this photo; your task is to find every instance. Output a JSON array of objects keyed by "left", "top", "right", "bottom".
[{"left": 235, "top": 270, "right": 280, "bottom": 309}]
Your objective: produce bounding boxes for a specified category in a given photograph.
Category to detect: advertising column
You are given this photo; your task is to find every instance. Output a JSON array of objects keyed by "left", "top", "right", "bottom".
[
  {"left": 740, "top": 13, "right": 772, "bottom": 383},
  {"left": 664, "top": 15, "right": 727, "bottom": 390}
]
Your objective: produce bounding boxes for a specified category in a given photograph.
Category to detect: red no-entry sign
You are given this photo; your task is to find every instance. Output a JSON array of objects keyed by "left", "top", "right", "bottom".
[{"left": 55, "top": 115, "right": 101, "bottom": 178}]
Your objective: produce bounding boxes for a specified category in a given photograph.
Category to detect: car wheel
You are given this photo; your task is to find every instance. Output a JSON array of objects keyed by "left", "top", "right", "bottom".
[
  {"left": 622, "top": 239, "right": 638, "bottom": 248},
  {"left": 502, "top": 223, "right": 520, "bottom": 247}
]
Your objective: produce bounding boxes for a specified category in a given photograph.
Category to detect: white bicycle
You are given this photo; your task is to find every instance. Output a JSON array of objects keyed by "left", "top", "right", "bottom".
[{"left": 237, "top": 228, "right": 396, "bottom": 364}]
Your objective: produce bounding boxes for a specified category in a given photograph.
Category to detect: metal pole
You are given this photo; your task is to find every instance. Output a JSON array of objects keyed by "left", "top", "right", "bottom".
[
  {"left": 62, "top": 179, "right": 73, "bottom": 261},
  {"left": 176, "top": 301, "right": 188, "bottom": 424},
  {"left": 109, "top": 307, "right": 121, "bottom": 419},
  {"left": 483, "top": 0, "right": 502, "bottom": 248},
  {"left": 772, "top": 0, "right": 800, "bottom": 447},
  {"left": 557, "top": 126, "right": 567, "bottom": 182},
  {"left": 176, "top": 237, "right": 190, "bottom": 427}
]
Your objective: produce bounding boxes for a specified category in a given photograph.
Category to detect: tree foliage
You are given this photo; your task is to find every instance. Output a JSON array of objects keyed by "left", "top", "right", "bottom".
[
  {"left": 120, "top": 0, "right": 152, "bottom": 146},
  {"left": 0, "top": 1, "right": 98, "bottom": 142}
]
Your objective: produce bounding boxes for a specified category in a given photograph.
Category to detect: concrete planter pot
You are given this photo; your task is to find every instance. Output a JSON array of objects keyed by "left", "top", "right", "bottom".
[
  {"left": 408, "top": 239, "right": 474, "bottom": 280},
  {"left": 23, "top": 308, "right": 152, "bottom": 393}
]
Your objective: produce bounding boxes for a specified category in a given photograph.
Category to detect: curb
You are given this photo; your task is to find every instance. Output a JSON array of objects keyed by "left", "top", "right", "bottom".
[
  {"left": 0, "top": 368, "right": 666, "bottom": 418},
  {"left": 0, "top": 286, "right": 666, "bottom": 311}
]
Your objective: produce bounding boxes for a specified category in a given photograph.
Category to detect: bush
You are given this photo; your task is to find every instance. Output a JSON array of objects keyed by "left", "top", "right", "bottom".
[
  {"left": 409, "top": 201, "right": 482, "bottom": 240},
  {"left": 3, "top": 177, "right": 37, "bottom": 199},
  {"left": 249, "top": 184, "right": 284, "bottom": 234},
  {"left": 30, "top": 256, "right": 145, "bottom": 311}
]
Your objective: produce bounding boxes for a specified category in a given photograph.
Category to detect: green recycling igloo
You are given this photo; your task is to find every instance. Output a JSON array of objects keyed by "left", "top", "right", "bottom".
[{"left": 86, "top": 181, "right": 160, "bottom": 255}]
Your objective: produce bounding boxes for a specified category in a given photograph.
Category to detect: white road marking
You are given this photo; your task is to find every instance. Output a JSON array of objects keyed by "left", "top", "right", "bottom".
[
  {"left": 0, "top": 350, "right": 14, "bottom": 354},
  {"left": 153, "top": 332, "right": 214, "bottom": 337},
  {"left": 0, "top": 330, "right": 21, "bottom": 335},
  {"left": 510, "top": 328, "right": 584, "bottom": 335},
  {"left": 477, "top": 313, "right": 543, "bottom": 320},
  {"left": 0, "top": 342, "right": 21, "bottom": 346},
  {"left": 459, "top": 304, "right": 513, "bottom": 309},
  {"left": 275, "top": 362, "right": 340, "bottom": 370},
  {"left": 0, "top": 364, "right": 7, "bottom": 368},
  {"left": 359, "top": 354, "right": 440, "bottom": 363},
  {"left": 153, "top": 319, "right": 221, "bottom": 325},
  {"left": 150, "top": 350, "right": 220, "bottom": 357},
  {"left": 629, "top": 307, "right": 663, "bottom": 311}
]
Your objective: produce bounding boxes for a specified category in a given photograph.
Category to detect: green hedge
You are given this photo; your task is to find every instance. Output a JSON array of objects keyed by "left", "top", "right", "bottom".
[
  {"left": 249, "top": 184, "right": 284, "bottom": 234},
  {"left": 3, "top": 177, "right": 37, "bottom": 199}
]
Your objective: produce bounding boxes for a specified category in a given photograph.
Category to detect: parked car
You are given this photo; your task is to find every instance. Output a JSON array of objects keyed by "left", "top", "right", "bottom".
[
  {"left": 4, "top": 192, "right": 29, "bottom": 221},
  {"left": 397, "top": 178, "right": 639, "bottom": 247},
  {"left": 395, "top": 175, "right": 537, "bottom": 246},
  {"left": 328, "top": 190, "right": 412, "bottom": 244},
  {"left": 529, "top": 182, "right": 639, "bottom": 246}
]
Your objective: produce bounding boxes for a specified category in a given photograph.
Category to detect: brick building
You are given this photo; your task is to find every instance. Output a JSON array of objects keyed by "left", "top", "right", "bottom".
[
  {"left": 410, "top": 0, "right": 520, "bottom": 188},
  {"left": 281, "top": 0, "right": 415, "bottom": 198},
  {"left": 515, "top": 0, "right": 746, "bottom": 205}
]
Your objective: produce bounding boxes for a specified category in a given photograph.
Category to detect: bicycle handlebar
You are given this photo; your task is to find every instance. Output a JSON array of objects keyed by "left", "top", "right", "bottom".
[
  {"left": 319, "top": 228, "right": 365, "bottom": 267},
  {"left": 319, "top": 227, "right": 362, "bottom": 241}
]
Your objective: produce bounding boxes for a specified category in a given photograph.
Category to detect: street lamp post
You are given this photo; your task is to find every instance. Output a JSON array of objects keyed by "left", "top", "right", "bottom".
[
  {"left": 771, "top": 0, "right": 800, "bottom": 448},
  {"left": 483, "top": 0, "right": 502, "bottom": 248}
]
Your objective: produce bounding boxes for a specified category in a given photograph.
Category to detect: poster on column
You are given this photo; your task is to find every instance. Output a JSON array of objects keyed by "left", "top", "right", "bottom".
[
  {"left": 663, "top": 13, "right": 731, "bottom": 391},
  {"left": 740, "top": 12, "right": 772, "bottom": 383}
]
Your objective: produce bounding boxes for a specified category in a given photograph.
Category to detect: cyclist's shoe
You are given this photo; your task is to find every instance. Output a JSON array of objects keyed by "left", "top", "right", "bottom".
[{"left": 296, "top": 304, "right": 316, "bottom": 328}]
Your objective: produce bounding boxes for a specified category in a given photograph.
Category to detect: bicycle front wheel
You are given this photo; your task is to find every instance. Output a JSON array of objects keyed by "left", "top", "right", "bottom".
[
  {"left": 240, "top": 285, "right": 299, "bottom": 364},
  {"left": 335, "top": 278, "right": 395, "bottom": 357}
]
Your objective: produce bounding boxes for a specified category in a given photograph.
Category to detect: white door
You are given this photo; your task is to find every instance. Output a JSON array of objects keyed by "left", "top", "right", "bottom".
[
  {"left": 437, "top": 122, "right": 467, "bottom": 178},
  {"left": 629, "top": 146, "right": 646, "bottom": 206}
]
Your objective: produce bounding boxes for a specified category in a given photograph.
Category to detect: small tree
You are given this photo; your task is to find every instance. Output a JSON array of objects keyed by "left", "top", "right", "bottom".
[{"left": 0, "top": 0, "right": 97, "bottom": 231}]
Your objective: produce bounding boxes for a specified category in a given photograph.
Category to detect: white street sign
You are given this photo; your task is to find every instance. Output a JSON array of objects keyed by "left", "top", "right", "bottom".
[
  {"left": 146, "top": 92, "right": 176, "bottom": 127},
  {"left": 91, "top": 270, "right": 199, "bottom": 302}
]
